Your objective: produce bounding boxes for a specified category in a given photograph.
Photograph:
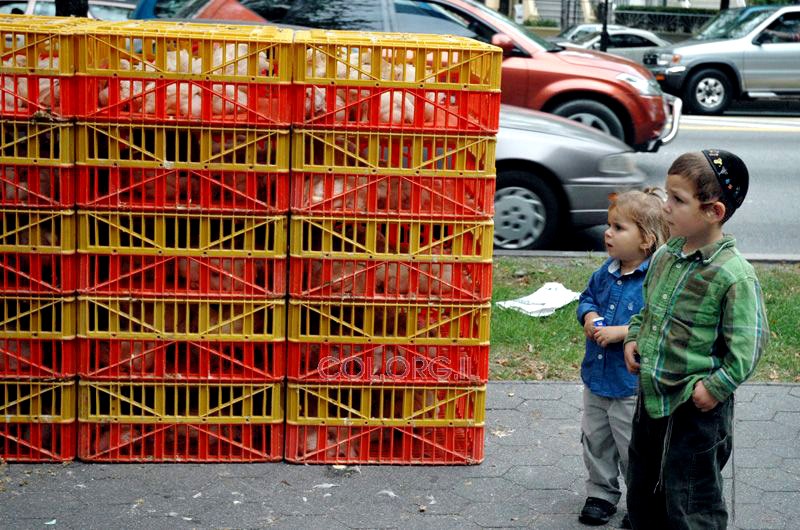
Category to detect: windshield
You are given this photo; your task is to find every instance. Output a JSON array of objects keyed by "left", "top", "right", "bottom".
[
  {"left": 696, "top": 8, "right": 775, "bottom": 40},
  {"left": 458, "top": 0, "right": 560, "bottom": 50},
  {"left": 573, "top": 31, "right": 601, "bottom": 45}
]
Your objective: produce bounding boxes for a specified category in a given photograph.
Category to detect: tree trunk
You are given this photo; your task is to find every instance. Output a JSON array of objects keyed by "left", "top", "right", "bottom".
[{"left": 55, "top": 0, "right": 89, "bottom": 17}]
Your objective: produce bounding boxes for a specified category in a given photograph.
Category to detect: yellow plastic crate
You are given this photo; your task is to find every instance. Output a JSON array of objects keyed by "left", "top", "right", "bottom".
[
  {"left": 0, "top": 15, "right": 80, "bottom": 75},
  {"left": 288, "top": 300, "right": 490, "bottom": 345},
  {"left": 0, "top": 121, "right": 74, "bottom": 166},
  {"left": 292, "top": 129, "right": 495, "bottom": 177},
  {"left": 78, "top": 297, "right": 285, "bottom": 341},
  {"left": 76, "top": 123, "right": 290, "bottom": 171},
  {"left": 286, "top": 383, "right": 485, "bottom": 427},
  {"left": 0, "top": 209, "right": 75, "bottom": 253},
  {"left": 0, "top": 380, "right": 76, "bottom": 423},
  {"left": 295, "top": 29, "right": 502, "bottom": 90},
  {"left": 77, "top": 20, "right": 293, "bottom": 83},
  {"left": 77, "top": 211, "right": 286, "bottom": 257},
  {"left": 290, "top": 216, "right": 493, "bottom": 261},
  {"left": 79, "top": 381, "right": 282, "bottom": 424},
  {"left": 0, "top": 296, "right": 76, "bottom": 338}
]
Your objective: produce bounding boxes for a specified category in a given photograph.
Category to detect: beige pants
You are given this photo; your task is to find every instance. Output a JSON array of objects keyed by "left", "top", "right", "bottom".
[{"left": 581, "top": 386, "right": 636, "bottom": 504}]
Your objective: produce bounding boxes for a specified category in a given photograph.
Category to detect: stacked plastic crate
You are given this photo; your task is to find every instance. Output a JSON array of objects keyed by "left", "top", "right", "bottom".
[
  {"left": 0, "top": 16, "right": 79, "bottom": 461},
  {"left": 73, "top": 21, "right": 292, "bottom": 461},
  {"left": 285, "top": 31, "right": 501, "bottom": 464}
]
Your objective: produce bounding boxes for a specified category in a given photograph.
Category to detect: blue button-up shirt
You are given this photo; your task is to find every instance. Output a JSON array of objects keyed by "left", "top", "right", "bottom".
[{"left": 576, "top": 257, "right": 649, "bottom": 398}]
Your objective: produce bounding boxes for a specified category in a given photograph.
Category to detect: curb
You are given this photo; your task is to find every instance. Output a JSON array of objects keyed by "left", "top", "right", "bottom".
[{"left": 493, "top": 250, "right": 800, "bottom": 264}]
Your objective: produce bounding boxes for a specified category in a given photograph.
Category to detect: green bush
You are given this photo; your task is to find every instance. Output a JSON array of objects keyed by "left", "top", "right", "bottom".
[{"left": 523, "top": 17, "right": 559, "bottom": 27}]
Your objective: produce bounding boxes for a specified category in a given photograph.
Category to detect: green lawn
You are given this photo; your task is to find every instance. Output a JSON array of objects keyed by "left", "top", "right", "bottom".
[{"left": 490, "top": 256, "right": 800, "bottom": 383}]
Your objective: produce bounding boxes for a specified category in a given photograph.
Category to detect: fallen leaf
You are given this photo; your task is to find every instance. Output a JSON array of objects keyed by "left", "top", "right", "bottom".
[
  {"left": 427, "top": 495, "right": 437, "bottom": 505},
  {"left": 491, "top": 427, "right": 515, "bottom": 438},
  {"left": 769, "top": 369, "right": 779, "bottom": 381},
  {"left": 377, "top": 490, "right": 398, "bottom": 498}
]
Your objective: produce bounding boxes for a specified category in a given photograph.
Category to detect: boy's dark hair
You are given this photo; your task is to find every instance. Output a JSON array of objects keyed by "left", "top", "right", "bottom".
[{"left": 668, "top": 150, "right": 749, "bottom": 223}]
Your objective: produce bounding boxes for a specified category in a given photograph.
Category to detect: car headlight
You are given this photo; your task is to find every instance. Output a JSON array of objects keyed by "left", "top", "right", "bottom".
[
  {"left": 599, "top": 153, "right": 638, "bottom": 175},
  {"left": 657, "top": 53, "right": 681, "bottom": 67},
  {"left": 616, "top": 73, "right": 662, "bottom": 96}
]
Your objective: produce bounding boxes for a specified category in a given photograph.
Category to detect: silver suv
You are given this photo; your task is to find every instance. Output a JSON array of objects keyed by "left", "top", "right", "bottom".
[{"left": 644, "top": 5, "right": 800, "bottom": 114}]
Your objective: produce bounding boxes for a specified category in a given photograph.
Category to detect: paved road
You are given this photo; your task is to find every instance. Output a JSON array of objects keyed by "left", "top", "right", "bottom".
[{"left": 1, "top": 382, "right": 797, "bottom": 529}]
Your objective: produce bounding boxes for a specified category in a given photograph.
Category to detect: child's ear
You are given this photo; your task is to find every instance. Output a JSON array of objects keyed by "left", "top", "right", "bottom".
[
  {"left": 706, "top": 201, "right": 726, "bottom": 223},
  {"left": 640, "top": 233, "right": 656, "bottom": 253}
]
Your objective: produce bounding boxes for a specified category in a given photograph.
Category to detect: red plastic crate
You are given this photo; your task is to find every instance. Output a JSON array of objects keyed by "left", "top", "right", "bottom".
[
  {"left": 287, "top": 343, "right": 488, "bottom": 385},
  {"left": 77, "top": 76, "right": 291, "bottom": 126},
  {"left": 0, "top": 338, "right": 77, "bottom": 378},
  {"left": 289, "top": 258, "right": 492, "bottom": 302},
  {"left": 76, "top": 166, "right": 288, "bottom": 212},
  {"left": 78, "top": 422, "right": 282, "bottom": 462},
  {"left": 285, "top": 424, "right": 483, "bottom": 465},
  {"left": 0, "top": 165, "right": 75, "bottom": 208},
  {"left": 0, "top": 422, "right": 76, "bottom": 462},
  {"left": 78, "top": 255, "right": 286, "bottom": 298},
  {"left": 290, "top": 172, "right": 494, "bottom": 218},
  {"left": 0, "top": 252, "right": 76, "bottom": 294},
  {"left": 294, "top": 85, "right": 500, "bottom": 133},
  {"left": 0, "top": 73, "right": 76, "bottom": 119},
  {"left": 79, "top": 339, "right": 285, "bottom": 381}
]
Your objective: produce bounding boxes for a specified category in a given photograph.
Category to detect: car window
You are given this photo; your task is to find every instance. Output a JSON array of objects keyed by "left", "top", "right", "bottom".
[
  {"left": 33, "top": 1, "right": 55, "bottom": 15},
  {"left": 90, "top": 4, "right": 133, "bottom": 20},
  {"left": 696, "top": 8, "right": 775, "bottom": 40},
  {"left": 761, "top": 12, "right": 800, "bottom": 43},
  {"left": 395, "top": 0, "right": 482, "bottom": 40},
  {"left": 0, "top": 2, "right": 28, "bottom": 14},
  {"left": 241, "top": 0, "right": 385, "bottom": 30},
  {"left": 616, "top": 34, "right": 652, "bottom": 48}
]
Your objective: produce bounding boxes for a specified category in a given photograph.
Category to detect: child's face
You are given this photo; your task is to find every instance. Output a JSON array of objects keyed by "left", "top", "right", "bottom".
[
  {"left": 604, "top": 208, "right": 648, "bottom": 264},
  {"left": 664, "top": 173, "right": 712, "bottom": 241}
]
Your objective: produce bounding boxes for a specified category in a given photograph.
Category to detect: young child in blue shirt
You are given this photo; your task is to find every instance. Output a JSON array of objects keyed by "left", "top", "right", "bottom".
[{"left": 576, "top": 189, "right": 669, "bottom": 527}]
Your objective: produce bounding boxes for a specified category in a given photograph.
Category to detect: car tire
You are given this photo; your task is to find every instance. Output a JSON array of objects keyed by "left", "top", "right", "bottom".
[
  {"left": 551, "top": 99, "right": 625, "bottom": 142},
  {"left": 684, "top": 68, "right": 732, "bottom": 115},
  {"left": 494, "top": 170, "right": 562, "bottom": 250}
]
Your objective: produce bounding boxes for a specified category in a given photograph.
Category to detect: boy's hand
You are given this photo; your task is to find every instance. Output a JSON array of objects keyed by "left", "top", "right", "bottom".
[
  {"left": 582, "top": 312, "right": 600, "bottom": 341},
  {"left": 692, "top": 380, "right": 720, "bottom": 412},
  {"left": 592, "top": 325, "right": 627, "bottom": 347},
  {"left": 624, "top": 341, "right": 640, "bottom": 375}
]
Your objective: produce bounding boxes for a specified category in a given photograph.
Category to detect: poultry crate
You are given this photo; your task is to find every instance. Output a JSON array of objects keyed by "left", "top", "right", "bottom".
[
  {"left": 76, "top": 166, "right": 288, "bottom": 212},
  {"left": 292, "top": 128, "right": 495, "bottom": 177},
  {"left": 0, "top": 379, "right": 76, "bottom": 422},
  {"left": 0, "top": 208, "right": 75, "bottom": 252},
  {"left": 78, "top": 421, "right": 282, "bottom": 462},
  {"left": 286, "top": 342, "right": 488, "bottom": 385},
  {"left": 288, "top": 299, "right": 490, "bottom": 345},
  {"left": 0, "top": 120, "right": 74, "bottom": 166},
  {"left": 76, "top": 20, "right": 293, "bottom": 83},
  {"left": 285, "top": 424, "right": 483, "bottom": 465},
  {"left": 78, "top": 254, "right": 286, "bottom": 298},
  {"left": 0, "top": 421, "right": 76, "bottom": 462},
  {"left": 0, "top": 252, "right": 77, "bottom": 294},
  {"left": 293, "top": 85, "right": 500, "bottom": 133},
  {"left": 290, "top": 172, "right": 494, "bottom": 218},
  {"left": 0, "top": 165, "right": 76, "bottom": 208},
  {"left": 289, "top": 257, "right": 492, "bottom": 302},
  {"left": 290, "top": 216, "right": 493, "bottom": 260},
  {"left": 75, "top": 122, "right": 289, "bottom": 171},
  {"left": 77, "top": 211, "right": 286, "bottom": 257},
  {"left": 0, "top": 338, "right": 77, "bottom": 379},
  {"left": 0, "top": 296, "right": 75, "bottom": 338},
  {"left": 77, "top": 76, "right": 291, "bottom": 126},
  {"left": 0, "top": 73, "right": 77, "bottom": 119},
  {"left": 285, "top": 383, "right": 485, "bottom": 427},
  {"left": 79, "top": 338, "right": 285, "bottom": 381},
  {"left": 78, "top": 296, "right": 285, "bottom": 341},
  {"left": 0, "top": 15, "right": 80, "bottom": 76},
  {"left": 78, "top": 380, "right": 283, "bottom": 423}
]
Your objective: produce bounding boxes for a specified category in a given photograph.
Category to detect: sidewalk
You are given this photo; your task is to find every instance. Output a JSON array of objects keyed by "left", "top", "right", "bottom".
[{"left": 1, "top": 382, "right": 798, "bottom": 529}]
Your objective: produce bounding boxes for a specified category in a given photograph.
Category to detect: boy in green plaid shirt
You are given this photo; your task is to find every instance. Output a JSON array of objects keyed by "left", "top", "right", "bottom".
[{"left": 623, "top": 150, "right": 769, "bottom": 529}]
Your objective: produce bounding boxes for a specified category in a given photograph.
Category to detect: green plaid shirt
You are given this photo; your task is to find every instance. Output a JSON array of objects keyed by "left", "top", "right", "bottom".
[{"left": 626, "top": 236, "right": 768, "bottom": 419}]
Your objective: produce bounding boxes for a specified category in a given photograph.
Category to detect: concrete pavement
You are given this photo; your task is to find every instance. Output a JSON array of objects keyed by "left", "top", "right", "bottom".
[{"left": 1, "top": 382, "right": 798, "bottom": 529}]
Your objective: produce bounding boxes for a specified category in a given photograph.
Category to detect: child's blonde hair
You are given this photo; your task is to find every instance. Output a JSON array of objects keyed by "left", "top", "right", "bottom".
[{"left": 609, "top": 188, "right": 670, "bottom": 255}]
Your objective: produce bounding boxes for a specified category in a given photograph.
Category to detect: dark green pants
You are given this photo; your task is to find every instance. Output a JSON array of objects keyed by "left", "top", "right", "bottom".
[{"left": 626, "top": 393, "right": 733, "bottom": 530}]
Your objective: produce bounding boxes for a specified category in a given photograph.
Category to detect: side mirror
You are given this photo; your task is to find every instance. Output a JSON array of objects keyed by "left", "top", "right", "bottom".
[{"left": 491, "top": 33, "right": 517, "bottom": 54}]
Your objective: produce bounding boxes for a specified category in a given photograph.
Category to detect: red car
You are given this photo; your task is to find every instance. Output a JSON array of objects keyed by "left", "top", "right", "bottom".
[
  {"left": 259, "top": 0, "right": 681, "bottom": 151},
  {"left": 131, "top": 0, "right": 266, "bottom": 23}
]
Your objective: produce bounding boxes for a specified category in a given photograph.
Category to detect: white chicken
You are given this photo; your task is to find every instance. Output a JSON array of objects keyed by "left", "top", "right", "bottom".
[{"left": 211, "top": 83, "right": 248, "bottom": 116}]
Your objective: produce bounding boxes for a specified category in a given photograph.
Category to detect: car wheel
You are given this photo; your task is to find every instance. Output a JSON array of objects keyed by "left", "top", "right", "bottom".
[
  {"left": 552, "top": 99, "right": 625, "bottom": 142},
  {"left": 685, "top": 68, "right": 731, "bottom": 115},
  {"left": 494, "top": 170, "right": 562, "bottom": 250}
]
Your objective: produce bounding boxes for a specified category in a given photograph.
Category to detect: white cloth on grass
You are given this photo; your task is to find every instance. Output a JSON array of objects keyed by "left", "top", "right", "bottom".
[{"left": 496, "top": 282, "right": 580, "bottom": 317}]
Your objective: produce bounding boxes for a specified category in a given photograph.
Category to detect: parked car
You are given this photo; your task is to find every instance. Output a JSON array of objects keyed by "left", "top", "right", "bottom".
[
  {"left": 551, "top": 22, "right": 626, "bottom": 43},
  {"left": 559, "top": 27, "right": 671, "bottom": 63},
  {"left": 0, "top": 0, "right": 134, "bottom": 19},
  {"left": 253, "top": 0, "right": 680, "bottom": 152},
  {"left": 131, "top": 0, "right": 266, "bottom": 22},
  {"left": 643, "top": 4, "right": 800, "bottom": 114},
  {"left": 494, "top": 105, "right": 645, "bottom": 250}
]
